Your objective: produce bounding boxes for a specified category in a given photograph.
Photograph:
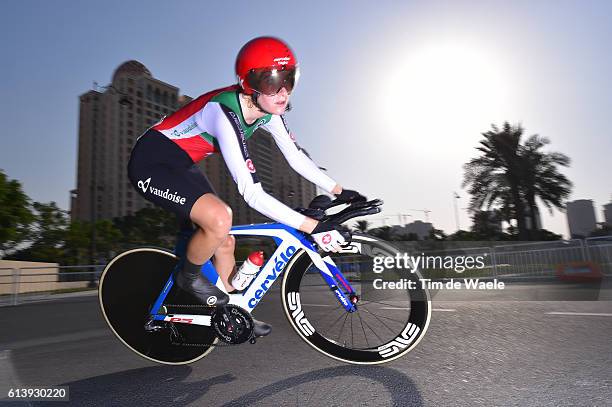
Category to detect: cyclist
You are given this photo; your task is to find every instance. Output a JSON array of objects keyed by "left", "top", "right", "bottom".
[{"left": 128, "top": 36, "right": 365, "bottom": 337}]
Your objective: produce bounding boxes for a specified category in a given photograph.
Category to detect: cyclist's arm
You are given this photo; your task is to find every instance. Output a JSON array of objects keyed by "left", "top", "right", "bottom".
[
  {"left": 263, "top": 115, "right": 340, "bottom": 194},
  {"left": 201, "top": 103, "right": 316, "bottom": 232}
]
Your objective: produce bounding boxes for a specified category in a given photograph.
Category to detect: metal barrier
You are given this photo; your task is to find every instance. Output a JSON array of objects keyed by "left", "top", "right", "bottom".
[
  {"left": 0, "top": 265, "right": 103, "bottom": 307},
  {"left": 395, "top": 238, "right": 612, "bottom": 279},
  {"left": 585, "top": 237, "right": 612, "bottom": 275},
  {"left": 1, "top": 237, "right": 611, "bottom": 306}
]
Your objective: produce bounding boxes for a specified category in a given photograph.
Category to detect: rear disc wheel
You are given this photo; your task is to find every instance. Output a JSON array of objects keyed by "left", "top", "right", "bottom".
[{"left": 99, "top": 248, "right": 217, "bottom": 365}]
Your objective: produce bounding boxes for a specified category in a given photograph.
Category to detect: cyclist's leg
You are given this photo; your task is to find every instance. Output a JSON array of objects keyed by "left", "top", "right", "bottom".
[
  {"left": 174, "top": 193, "right": 232, "bottom": 305},
  {"left": 128, "top": 130, "right": 228, "bottom": 305},
  {"left": 186, "top": 193, "right": 232, "bottom": 264},
  {"left": 174, "top": 218, "right": 195, "bottom": 257},
  {"left": 212, "top": 235, "right": 236, "bottom": 292}
]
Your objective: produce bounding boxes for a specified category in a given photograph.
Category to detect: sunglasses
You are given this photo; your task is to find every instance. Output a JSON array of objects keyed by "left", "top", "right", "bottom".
[{"left": 246, "top": 67, "right": 299, "bottom": 96}]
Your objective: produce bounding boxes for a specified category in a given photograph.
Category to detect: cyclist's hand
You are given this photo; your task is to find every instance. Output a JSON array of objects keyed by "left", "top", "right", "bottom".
[
  {"left": 311, "top": 221, "right": 350, "bottom": 252},
  {"left": 335, "top": 188, "right": 367, "bottom": 204}
]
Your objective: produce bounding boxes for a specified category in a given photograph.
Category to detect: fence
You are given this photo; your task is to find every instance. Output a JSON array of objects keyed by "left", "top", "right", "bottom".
[
  {"left": 0, "top": 265, "right": 102, "bottom": 306},
  {"left": 2, "top": 237, "right": 611, "bottom": 306},
  {"left": 412, "top": 239, "right": 612, "bottom": 278},
  {"left": 584, "top": 236, "right": 612, "bottom": 276}
]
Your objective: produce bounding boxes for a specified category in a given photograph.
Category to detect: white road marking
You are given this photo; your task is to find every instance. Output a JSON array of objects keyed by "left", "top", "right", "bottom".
[
  {"left": 0, "top": 350, "right": 33, "bottom": 406},
  {"left": 381, "top": 308, "right": 456, "bottom": 311},
  {"left": 546, "top": 312, "right": 612, "bottom": 317}
]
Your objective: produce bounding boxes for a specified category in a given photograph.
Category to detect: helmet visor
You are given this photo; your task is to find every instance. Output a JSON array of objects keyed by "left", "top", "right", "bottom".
[{"left": 246, "top": 67, "right": 298, "bottom": 96}]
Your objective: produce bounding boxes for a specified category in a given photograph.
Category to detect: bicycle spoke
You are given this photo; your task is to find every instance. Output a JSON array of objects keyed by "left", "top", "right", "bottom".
[
  {"left": 321, "top": 307, "right": 349, "bottom": 331},
  {"left": 359, "top": 314, "right": 386, "bottom": 344},
  {"left": 360, "top": 303, "right": 408, "bottom": 324},
  {"left": 355, "top": 310, "right": 370, "bottom": 348},
  {"left": 361, "top": 308, "right": 400, "bottom": 335},
  {"left": 350, "top": 313, "right": 354, "bottom": 348},
  {"left": 335, "top": 312, "right": 350, "bottom": 343},
  {"left": 359, "top": 299, "right": 411, "bottom": 308}
]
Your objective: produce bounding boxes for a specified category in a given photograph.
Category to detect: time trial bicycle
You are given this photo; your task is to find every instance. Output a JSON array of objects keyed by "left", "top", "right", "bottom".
[{"left": 99, "top": 197, "right": 431, "bottom": 365}]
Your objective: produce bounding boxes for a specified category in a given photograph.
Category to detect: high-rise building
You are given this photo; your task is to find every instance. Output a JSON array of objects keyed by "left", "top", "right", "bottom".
[
  {"left": 404, "top": 220, "right": 434, "bottom": 240},
  {"left": 71, "top": 60, "right": 182, "bottom": 221},
  {"left": 603, "top": 201, "right": 612, "bottom": 227},
  {"left": 71, "top": 60, "right": 317, "bottom": 226},
  {"left": 566, "top": 199, "right": 598, "bottom": 238}
]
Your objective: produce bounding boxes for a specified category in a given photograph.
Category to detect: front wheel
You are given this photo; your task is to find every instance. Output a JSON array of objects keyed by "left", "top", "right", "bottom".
[{"left": 281, "top": 234, "right": 431, "bottom": 365}]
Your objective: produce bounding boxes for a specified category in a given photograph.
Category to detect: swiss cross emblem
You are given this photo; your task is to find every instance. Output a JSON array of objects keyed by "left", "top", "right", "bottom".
[
  {"left": 322, "top": 233, "right": 332, "bottom": 244},
  {"left": 246, "top": 159, "right": 256, "bottom": 173}
]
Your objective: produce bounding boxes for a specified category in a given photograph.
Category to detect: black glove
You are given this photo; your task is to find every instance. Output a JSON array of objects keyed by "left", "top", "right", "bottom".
[{"left": 334, "top": 189, "right": 367, "bottom": 204}]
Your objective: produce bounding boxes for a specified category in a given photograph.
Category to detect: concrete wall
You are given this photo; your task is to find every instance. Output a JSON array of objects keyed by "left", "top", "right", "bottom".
[{"left": 0, "top": 260, "right": 89, "bottom": 295}]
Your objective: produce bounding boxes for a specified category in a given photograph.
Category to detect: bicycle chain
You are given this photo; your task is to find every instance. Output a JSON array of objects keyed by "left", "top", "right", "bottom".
[
  {"left": 162, "top": 304, "right": 256, "bottom": 348},
  {"left": 164, "top": 303, "right": 216, "bottom": 310}
]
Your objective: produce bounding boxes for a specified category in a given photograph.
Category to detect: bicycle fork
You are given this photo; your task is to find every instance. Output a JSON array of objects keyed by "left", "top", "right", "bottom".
[{"left": 314, "top": 255, "right": 358, "bottom": 313}]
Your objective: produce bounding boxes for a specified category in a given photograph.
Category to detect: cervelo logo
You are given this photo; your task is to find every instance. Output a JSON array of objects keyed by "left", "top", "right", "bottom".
[
  {"left": 247, "top": 245, "right": 296, "bottom": 309},
  {"left": 378, "top": 323, "right": 420, "bottom": 358},
  {"left": 137, "top": 177, "right": 187, "bottom": 205},
  {"left": 287, "top": 292, "right": 314, "bottom": 336},
  {"left": 274, "top": 57, "right": 291, "bottom": 65}
]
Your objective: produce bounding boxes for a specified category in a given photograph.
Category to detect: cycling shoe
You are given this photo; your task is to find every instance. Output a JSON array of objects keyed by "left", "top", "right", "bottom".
[
  {"left": 253, "top": 318, "right": 272, "bottom": 337},
  {"left": 175, "top": 262, "right": 229, "bottom": 306}
]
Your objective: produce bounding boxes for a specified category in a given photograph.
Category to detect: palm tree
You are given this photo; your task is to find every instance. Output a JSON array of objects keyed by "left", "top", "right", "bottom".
[
  {"left": 463, "top": 122, "right": 529, "bottom": 239},
  {"left": 463, "top": 122, "right": 572, "bottom": 240},
  {"left": 520, "top": 135, "right": 572, "bottom": 233},
  {"left": 353, "top": 220, "right": 369, "bottom": 233},
  {"left": 368, "top": 226, "right": 392, "bottom": 241}
]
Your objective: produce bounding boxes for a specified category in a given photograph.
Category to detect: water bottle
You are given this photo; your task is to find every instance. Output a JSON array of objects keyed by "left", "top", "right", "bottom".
[{"left": 231, "top": 251, "right": 265, "bottom": 290}]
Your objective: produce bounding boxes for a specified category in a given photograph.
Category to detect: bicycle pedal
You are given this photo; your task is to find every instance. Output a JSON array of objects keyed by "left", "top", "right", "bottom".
[
  {"left": 144, "top": 318, "right": 165, "bottom": 332},
  {"left": 249, "top": 337, "right": 257, "bottom": 344},
  {"left": 168, "top": 322, "right": 184, "bottom": 342}
]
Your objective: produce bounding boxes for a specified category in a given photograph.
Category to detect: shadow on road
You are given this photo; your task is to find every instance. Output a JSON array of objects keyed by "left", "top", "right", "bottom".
[
  {"left": 221, "top": 365, "right": 424, "bottom": 407},
  {"left": 55, "top": 365, "right": 233, "bottom": 406},
  {"left": 54, "top": 364, "right": 422, "bottom": 406}
]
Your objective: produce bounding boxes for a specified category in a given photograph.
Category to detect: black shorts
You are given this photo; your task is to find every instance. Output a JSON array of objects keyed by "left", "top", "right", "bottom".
[{"left": 127, "top": 129, "right": 215, "bottom": 220}]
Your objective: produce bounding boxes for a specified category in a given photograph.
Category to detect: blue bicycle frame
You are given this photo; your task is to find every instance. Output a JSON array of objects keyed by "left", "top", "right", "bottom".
[{"left": 149, "top": 223, "right": 357, "bottom": 323}]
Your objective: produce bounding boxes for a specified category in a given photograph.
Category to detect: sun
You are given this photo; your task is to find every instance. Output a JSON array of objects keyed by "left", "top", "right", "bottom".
[{"left": 380, "top": 41, "right": 514, "bottom": 157}]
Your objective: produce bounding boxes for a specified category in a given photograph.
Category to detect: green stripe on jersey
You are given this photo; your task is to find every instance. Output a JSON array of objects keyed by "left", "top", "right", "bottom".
[
  {"left": 211, "top": 90, "right": 272, "bottom": 140},
  {"left": 200, "top": 132, "right": 218, "bottom": 149}
]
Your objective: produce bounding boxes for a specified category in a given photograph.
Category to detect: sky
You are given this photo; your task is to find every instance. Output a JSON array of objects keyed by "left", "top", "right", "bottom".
[{"left": 1, "top": 0, "right": 611, "bottom": 238}]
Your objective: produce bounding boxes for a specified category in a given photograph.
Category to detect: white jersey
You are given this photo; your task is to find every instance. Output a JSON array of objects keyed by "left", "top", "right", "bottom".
[{"left": 151, "top": 86, "right": 336, "bottom": 229}]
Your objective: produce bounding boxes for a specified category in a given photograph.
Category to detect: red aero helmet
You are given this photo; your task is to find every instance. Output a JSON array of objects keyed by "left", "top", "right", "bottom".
[{"left": 235, "top": 36, "right": 299, "bottom": 95}]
